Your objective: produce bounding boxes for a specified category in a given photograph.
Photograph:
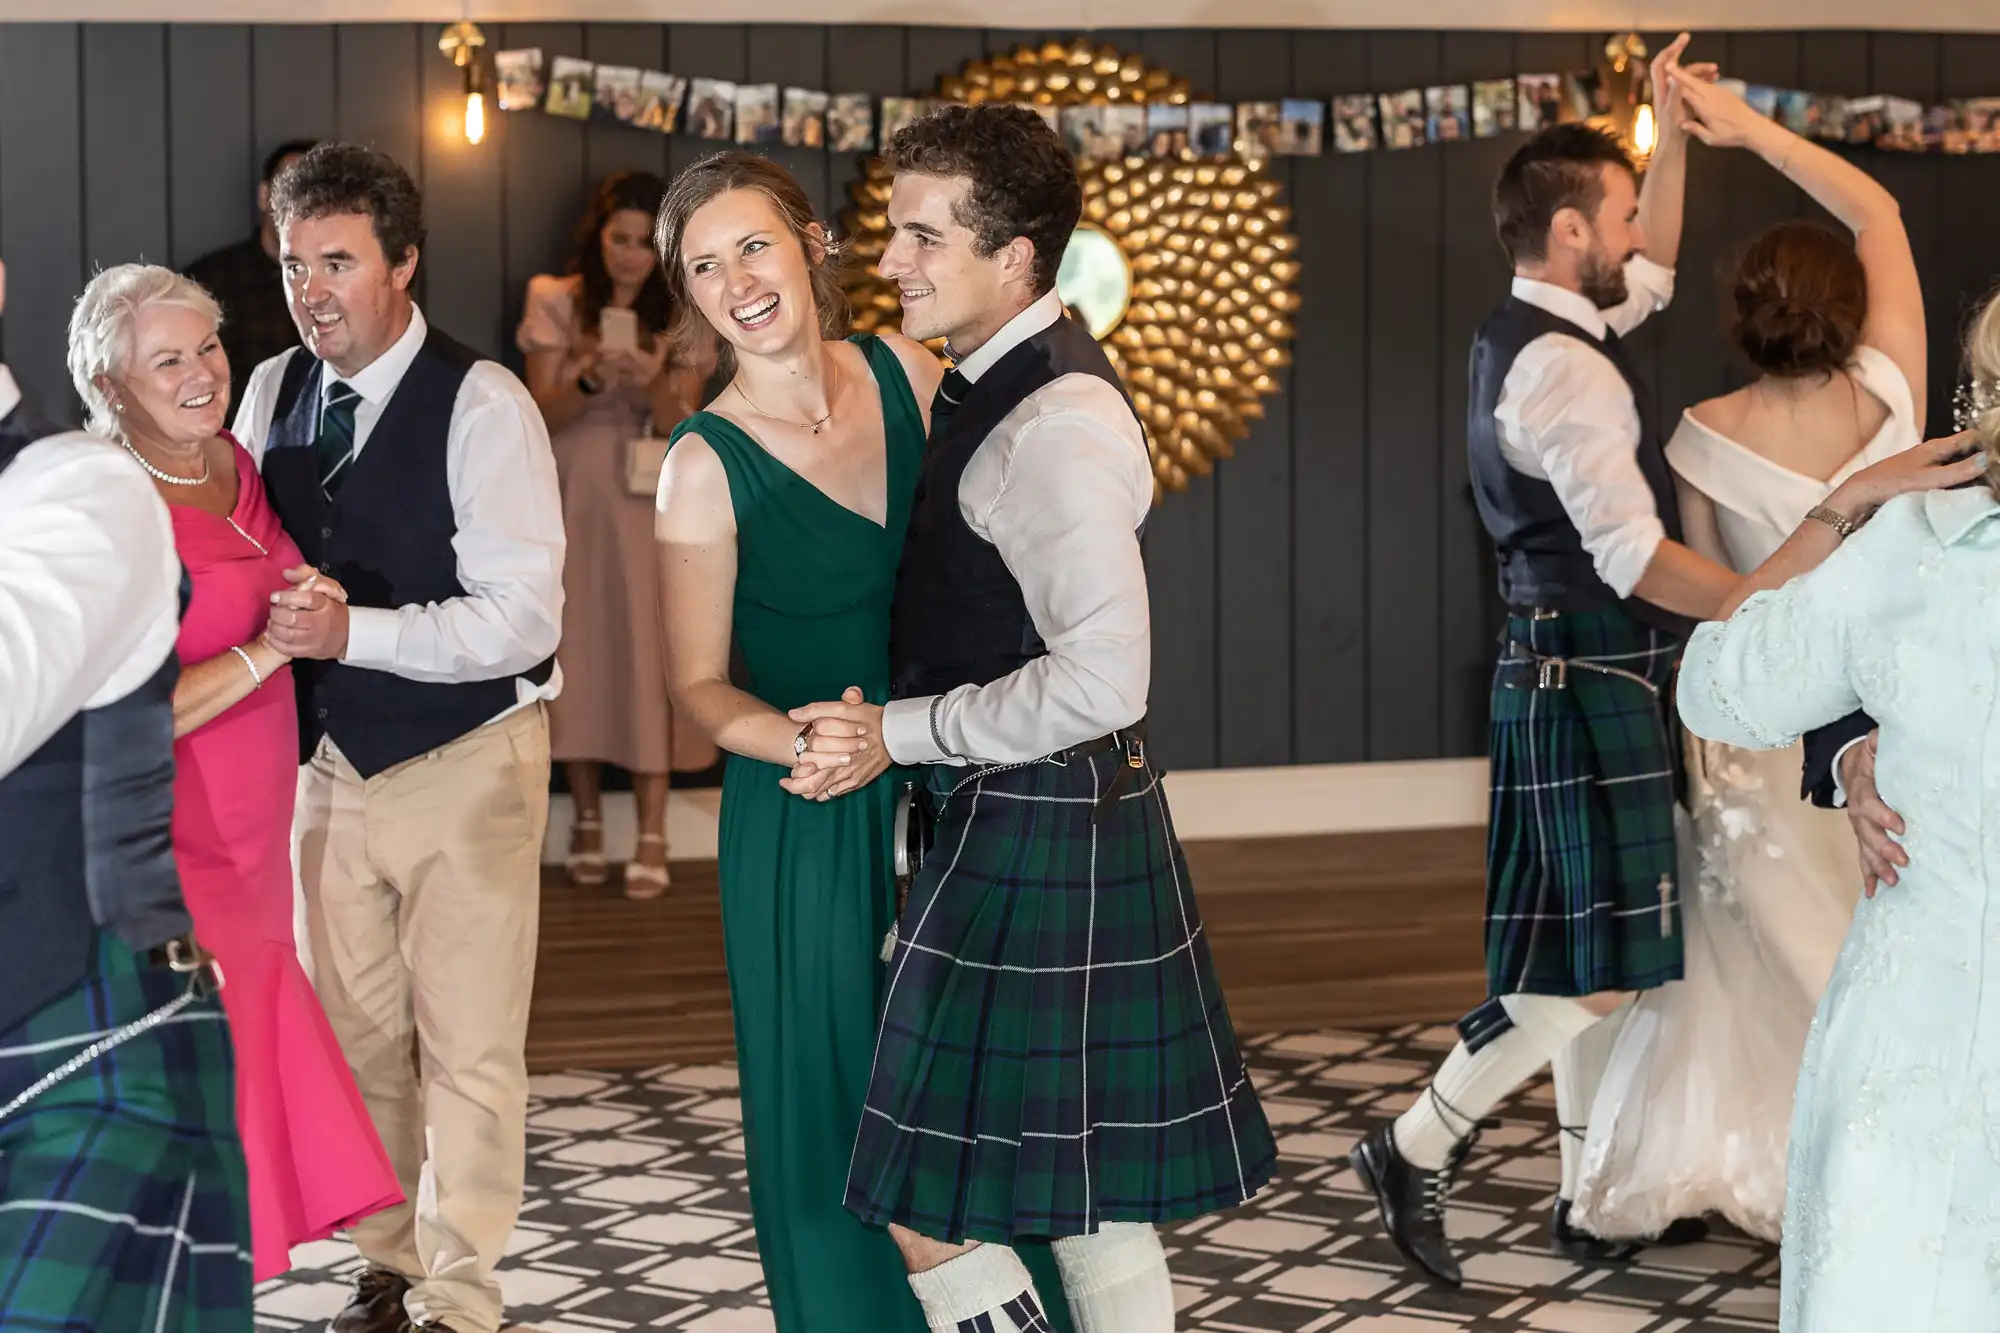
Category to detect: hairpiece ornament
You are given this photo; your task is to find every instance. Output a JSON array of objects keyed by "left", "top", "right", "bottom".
[{"left": 1954, "top": 377, "right": 1999, "bottom": 433}]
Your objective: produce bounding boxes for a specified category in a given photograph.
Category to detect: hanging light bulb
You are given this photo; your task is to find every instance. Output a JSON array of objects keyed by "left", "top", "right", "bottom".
[
  {"left": 1633, "top": 101, "right": 1658, "bottom": 157},
  {"left": 439, "top": 20, "right": 489, "bottom": 146},
  {"left": 464, "top": 60, "right": 487, "bottom": 145}
]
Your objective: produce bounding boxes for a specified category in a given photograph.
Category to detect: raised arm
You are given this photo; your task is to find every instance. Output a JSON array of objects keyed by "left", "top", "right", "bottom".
[
  {"left": 654, "top": 433, "right": 812, "bottom": 768},
  {"left": 1634, "top": 34, "right": 1699, "bottom": 271},
  {"left": 1671, "top": 68, "right": 1924, "bottom": 429}
]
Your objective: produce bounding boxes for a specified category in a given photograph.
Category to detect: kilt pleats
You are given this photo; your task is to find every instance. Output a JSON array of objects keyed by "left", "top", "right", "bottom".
[
  {"left": 1484, "top": 607, "right": 1686, "bottom": 997},
  {"left": 0, "top": 931, "right": 252, "bottom": 1332},
  {"left": 846, "top": 750, "right": 1277, "bottom": 1242}
]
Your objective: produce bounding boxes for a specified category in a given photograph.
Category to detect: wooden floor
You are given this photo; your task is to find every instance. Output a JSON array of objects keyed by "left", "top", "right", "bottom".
[{"left": 526, "top": 828, "right": 1488, "bottom": 1072}]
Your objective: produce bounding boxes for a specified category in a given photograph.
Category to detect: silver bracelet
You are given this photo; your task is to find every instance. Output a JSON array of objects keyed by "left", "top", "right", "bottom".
[{"left": 230, "top": 645, "right": 264, "bottom": 689}]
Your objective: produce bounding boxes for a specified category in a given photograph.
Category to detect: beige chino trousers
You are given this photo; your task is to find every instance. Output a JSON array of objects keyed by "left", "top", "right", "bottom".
[{"left": 296, "top": 703, "right": 549, "bottom": 1333}]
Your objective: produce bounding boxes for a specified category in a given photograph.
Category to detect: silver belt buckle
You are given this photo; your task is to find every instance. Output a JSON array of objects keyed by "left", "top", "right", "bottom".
[{"left": 1538, "top": 657, "right": 1568, "bottom": 690}]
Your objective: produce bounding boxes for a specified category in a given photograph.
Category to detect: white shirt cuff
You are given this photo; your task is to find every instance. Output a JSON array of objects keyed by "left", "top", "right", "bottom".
[
  {"left": 1597, "top": 521, "right": 1666, "bottom": 600},
  {"left": 1827, "top": 735, "right": 1867, "bottom": 808},
  {"left": 883, "top": 696, "right": 945, "bottom": 766},
  {"left": 341, "top": 605, "right": 401, "bottom": 671}
]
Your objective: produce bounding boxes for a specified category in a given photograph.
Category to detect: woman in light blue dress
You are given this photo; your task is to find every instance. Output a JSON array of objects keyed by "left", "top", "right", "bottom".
[{"left": 1677, "top": 289, "right": 2000, "bottom": 1332}]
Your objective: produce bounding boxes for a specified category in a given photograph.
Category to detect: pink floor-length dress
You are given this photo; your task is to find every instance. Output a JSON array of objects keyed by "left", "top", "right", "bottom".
[{"left": 169, "top": 437, "right": 402, "bottom": 1280}]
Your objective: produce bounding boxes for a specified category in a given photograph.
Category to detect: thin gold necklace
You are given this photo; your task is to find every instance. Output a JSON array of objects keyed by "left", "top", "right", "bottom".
[{"left": 737, "top": 360, "right": 840, "bottom": 435}]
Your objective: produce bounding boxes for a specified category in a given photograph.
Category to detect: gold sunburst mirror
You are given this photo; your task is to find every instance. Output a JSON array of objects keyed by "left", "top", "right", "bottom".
[{"left": 842, "top": 37, "right": 1302, "bottom": 502}]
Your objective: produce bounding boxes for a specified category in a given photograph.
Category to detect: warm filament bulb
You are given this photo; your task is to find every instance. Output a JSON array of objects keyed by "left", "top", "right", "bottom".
[
  {"left": 465, "top": 90, "right": 486, "bottom": 145},
  {"left": 1633, "top": 102, "right": 1657, "bottom": 156}
]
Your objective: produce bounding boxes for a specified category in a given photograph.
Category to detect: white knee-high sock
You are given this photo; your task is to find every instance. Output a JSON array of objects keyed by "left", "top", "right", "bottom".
[
  {"left": 908, "top": 1244, "right": 1050, "bottom": 1333},
  {"left": 1551, "top": 1002, "right": 1630, "bottom": 1200},
  {"left": 1051, "top": 1223, "right": 1175, "bottom": 1333},
  {"left": 1393, "top": 994, "right": 1603, "bottom": 1171}
]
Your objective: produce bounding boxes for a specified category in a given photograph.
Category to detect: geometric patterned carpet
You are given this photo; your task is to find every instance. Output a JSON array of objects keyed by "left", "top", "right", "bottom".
[{"left": 252, "top": 1025, "right": 1781, "bottom": 1332}]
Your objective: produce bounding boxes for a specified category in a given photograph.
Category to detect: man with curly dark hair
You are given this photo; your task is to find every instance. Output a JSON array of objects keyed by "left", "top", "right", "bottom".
[
  {"left": 787, "top": 103, "right": 1276, "bottom": 1333},
  {"left": 231, "top": 143, "right": 565, "bottom": 1333}
]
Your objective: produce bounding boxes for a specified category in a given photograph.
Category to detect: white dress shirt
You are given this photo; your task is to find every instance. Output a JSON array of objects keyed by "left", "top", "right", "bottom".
[
  {"left": 0, "top": 365, "right": 21, "bottom": 424},
  {"left": 1496, "top": 256, "right": 1677, "bottom": 599},
  {"left": 881, "top": 289, "right": 1154, "bottom": 768},
  {"left": 233, "top": 306, "right": 564, "bottom": 709},
  {"left": 0, "top": 429, "right": 181, "bottom": 779}
]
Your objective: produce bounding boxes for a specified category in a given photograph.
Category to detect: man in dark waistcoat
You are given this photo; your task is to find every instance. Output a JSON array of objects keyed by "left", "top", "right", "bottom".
[
  {"left": 231, "top": 146, "right": 565, "bottom": 1333},
  {"left": 1349, "top": 46, "right": 1751, "bottom": 1290},
  {"left": 787, "top": 104, "right": 1277, "bottom": 1333},
  {"left": 0, "top": 262, "right": 252, "bottom": 1328}
]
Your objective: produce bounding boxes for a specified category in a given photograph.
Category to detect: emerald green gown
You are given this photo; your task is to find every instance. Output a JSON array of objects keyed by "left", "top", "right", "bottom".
[{"left": 669, "top": 335, "right": 1073, "bottom": 1333}]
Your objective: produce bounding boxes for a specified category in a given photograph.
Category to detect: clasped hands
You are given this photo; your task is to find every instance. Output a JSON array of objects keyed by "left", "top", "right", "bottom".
[
  {"left": 780, "top": 687, "right": 891, "bottom": 802},
  {"left": 264, "top": 566, "right": 350, "bottom": 661}
]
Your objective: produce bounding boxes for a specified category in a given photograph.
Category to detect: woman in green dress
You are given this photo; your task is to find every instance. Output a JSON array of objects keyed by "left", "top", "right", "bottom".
[{"left": 651, "top": 153, "right": 1072, "bottom": 1332}]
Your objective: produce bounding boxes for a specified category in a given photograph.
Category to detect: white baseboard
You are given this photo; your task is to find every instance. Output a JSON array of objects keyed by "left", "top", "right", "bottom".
[{"left": 540, "top": 758, "right": 1489, "bottom": 865}]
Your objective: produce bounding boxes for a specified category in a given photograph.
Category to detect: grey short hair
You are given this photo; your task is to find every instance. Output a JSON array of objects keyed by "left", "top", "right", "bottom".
[{"left": 66, "top": 264, "right": 223, "bottom": 441}]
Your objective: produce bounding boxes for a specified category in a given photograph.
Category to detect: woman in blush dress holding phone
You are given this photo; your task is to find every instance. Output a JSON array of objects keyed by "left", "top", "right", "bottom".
[{"left": 521, "top": 171, "right": 716, "bottom": 898}]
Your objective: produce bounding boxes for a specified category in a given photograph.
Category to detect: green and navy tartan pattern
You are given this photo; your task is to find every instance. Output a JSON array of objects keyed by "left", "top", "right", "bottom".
[
  {"left": 1484, "top": 606, "right": 1686, "bottom": 998},
  {"left": 0, "top": 931, "right": 252, "bottom": 1331},
  {"left": 846, "top": 749, "right": 1278, "bottom": 1243}
]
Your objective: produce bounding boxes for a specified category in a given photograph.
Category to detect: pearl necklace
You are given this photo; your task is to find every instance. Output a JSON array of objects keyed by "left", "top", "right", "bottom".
[{"left": 120, "top": 437, "right": 210, "bottom": 487}]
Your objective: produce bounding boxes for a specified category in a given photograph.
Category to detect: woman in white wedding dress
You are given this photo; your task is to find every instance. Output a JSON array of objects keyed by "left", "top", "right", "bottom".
[{"left": 1572, "top": 72, "right": 1929, "bottom": 1243}]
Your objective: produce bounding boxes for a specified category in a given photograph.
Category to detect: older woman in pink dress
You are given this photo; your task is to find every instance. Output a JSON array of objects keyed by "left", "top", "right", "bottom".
[{"left": 68, "top": 264, "right": 400, "bottom": 1280}]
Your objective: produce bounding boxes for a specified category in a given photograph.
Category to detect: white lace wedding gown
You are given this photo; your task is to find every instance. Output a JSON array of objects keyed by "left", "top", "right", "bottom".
[{"left": 1571, "top": 347, "right": 1918, "bottom": 1242}]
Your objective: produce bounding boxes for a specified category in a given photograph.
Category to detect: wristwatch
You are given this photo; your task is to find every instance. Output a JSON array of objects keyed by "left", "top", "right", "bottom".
[
  {"left": 577, "top": 371, "right": 604, "bottom": 396},
  {"left": 1805, "top": 505, "right": 1859, "bottom": 539},
  {"left": 793, "top": 721, "right": 815, "bottom": 759}
]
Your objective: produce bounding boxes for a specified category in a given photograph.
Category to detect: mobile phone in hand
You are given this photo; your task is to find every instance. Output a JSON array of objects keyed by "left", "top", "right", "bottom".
[{"left": 600, "top": 306, "right": 638, "bottom": 353}]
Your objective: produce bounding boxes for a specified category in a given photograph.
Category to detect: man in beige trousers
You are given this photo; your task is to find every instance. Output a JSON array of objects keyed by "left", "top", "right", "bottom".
[{"left": 242, "top": 143, "right": 564, "bottom": 1333}]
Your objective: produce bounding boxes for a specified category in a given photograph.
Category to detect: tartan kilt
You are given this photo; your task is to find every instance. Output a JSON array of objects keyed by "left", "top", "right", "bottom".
[
  {"left": 846, "top": 749, "right": 1277, "bottom": 1243},
  {"left": 1485, "top": 606, "right": 1687, "bottom": 998},
  {"left": 0, "top": 930, "right": 252, "bottom": 1331}
]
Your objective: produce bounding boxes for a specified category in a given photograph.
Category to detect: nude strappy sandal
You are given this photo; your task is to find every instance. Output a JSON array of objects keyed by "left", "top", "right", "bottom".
[
  {"left": 623, "top": 832, "right": 671, "bottom": 901},
  {"left": 567, "top": 814, "right": 609, "bottom": 888}
]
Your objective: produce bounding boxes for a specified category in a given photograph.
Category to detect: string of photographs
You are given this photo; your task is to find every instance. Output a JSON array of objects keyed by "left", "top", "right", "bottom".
[{"left": 496, "top": 48, "right": 2000, "bottom": 159}]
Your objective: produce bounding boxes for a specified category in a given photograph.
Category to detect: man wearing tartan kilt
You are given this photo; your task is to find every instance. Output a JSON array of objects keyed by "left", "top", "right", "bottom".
[
  {"left": 1351, "top": 42, "right": 1754, "bottom": 1291},
  {"left": 788, "top": 104, "right": 1276, "bottom": 1333},
  {"left": 0, "top": 281, "right": 253, "bottom": 1330}
]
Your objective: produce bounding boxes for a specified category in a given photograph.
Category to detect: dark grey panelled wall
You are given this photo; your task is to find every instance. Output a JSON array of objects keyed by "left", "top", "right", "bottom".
[{"left": 2, "top": 25, "right": 1998, "bottom": 770}]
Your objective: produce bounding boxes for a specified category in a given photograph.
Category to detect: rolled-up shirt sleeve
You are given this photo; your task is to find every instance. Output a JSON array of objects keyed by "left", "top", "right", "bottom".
[
  {"left": 1502, "top": 342, "right": 1665, "bottom": 598},
  {"left": 881, "top": 391, "right": 1152, "bottom": 768},
  {"left": 1604, "top": 255, "right": 1676, "bottom": 337},
  {"left": 340, "top": 369, "right": 565, "bottom": 681}
]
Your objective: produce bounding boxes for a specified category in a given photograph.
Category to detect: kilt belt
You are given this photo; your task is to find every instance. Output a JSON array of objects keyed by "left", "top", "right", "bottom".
[
  {"left": 0, "top": 933, "right": 221, "bottom": 1124},
  {"left": 886, "top": 719, "right": 1150, "bottom": 962}
]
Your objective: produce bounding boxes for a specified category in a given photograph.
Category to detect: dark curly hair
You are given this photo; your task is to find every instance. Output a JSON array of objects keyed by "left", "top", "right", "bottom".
[
  {"left": 1729, "top": 220, "right": 1867, "bottom": 379},
  {"left": 269, "top": 143, "right": 426, "bottom": 268},
  {"left": 883, "top": 103, "right": 1081, "bottom": 296},
  {"left": 1492, "top": 123, "right": 1634, "bottom": 266},
  {"left": 572, "top": 171, "right": 673, "bottom": 339},
  {"left": 653, "top": 151, "right": 848, "bottom": 375}
]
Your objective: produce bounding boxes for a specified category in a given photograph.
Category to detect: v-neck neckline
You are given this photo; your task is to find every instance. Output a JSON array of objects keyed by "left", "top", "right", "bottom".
[{"left": 709, "top": 340, "right": 897, "bottom": 532}]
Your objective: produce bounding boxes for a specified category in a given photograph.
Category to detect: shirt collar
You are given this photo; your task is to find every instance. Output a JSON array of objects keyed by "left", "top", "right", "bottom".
[
  {"left": 0, "top": 365, "right": 19, "bottom": 425},
  {"left": 1923, "top": 482, "right": 2000, "bottom": 547},
  {"left": 1510, "top": 275, "right": 1609, "bottom": 340},
  {"left": 324, "top": 303, "right": 427, "bottom": 407},
  {"left": 948, "top": 289, "right": 1065, "bottom": 384}
]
